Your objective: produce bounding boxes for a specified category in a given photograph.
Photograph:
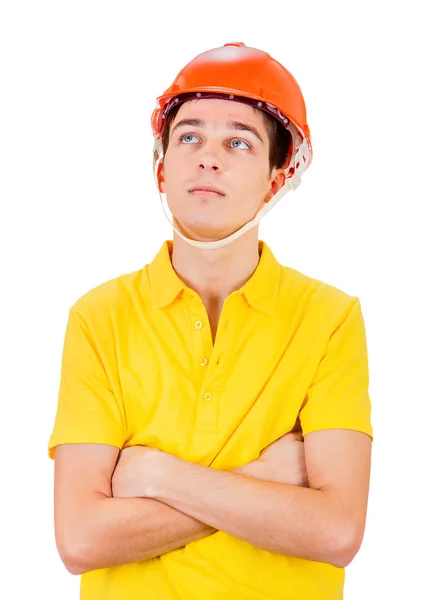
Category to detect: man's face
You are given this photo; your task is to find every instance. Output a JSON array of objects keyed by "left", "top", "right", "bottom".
[{"left": 159, "top": 98, "right": 284, "bottom": 241}]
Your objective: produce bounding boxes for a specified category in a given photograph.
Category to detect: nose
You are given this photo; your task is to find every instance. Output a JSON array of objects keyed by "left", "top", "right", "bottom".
[
  {"left": 199, "top": 158, "right": 220, "bottom": 172},
  {"left": 198, "top": 148, "right": 221, "bottom": 172}
]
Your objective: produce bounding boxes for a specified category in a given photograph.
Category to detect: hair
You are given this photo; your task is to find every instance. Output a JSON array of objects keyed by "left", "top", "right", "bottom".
[{"left": 155, "top": 100, "right": 292, "bottom": 176}]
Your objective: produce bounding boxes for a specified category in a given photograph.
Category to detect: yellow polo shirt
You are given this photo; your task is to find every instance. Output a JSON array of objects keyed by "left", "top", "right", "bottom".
[{"left": 48, "top": 239, "right": 373, "bottom": 600}]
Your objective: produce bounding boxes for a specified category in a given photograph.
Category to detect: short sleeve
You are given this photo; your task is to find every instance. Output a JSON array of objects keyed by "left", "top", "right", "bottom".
[
  {"left": 299, "top": 297, "right": 373, "bottom": 440},
  {"left": 48, "top": 308, "right": 125, "bottom": 459}
]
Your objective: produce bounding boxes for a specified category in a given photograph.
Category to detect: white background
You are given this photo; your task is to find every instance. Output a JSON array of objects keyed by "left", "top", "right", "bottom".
[{"left": 1, "top": 1, "right": 432, "bottom": 598}]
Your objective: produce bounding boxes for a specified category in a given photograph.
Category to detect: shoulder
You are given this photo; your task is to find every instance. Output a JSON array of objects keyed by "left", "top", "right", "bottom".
[
  {"left": 279, "top": 262, "right": 361, "bottom": 322},
  {"left": 68, "top": 266, "right": 148, "bottom": 329}
]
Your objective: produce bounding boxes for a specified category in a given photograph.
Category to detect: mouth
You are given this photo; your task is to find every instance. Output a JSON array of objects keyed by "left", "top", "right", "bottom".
[{"left": 188, "top": 185, "right": 226, "bottom": 198}]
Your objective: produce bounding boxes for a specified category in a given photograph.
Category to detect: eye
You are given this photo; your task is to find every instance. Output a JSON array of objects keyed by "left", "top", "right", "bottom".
[
  {"left": 229, "top": 138, "right": 250, "bottom": 150},
  {"left": 180, "top": 134, "right": 199, "bottom": 144}
]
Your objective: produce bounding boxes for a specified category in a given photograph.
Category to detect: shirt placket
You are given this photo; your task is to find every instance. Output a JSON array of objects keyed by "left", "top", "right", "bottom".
[{"left": 187, "top": 292, "right": 237, "bottom": 431}]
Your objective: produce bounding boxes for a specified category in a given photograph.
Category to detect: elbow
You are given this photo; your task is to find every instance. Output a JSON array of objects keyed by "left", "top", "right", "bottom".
[
  {"left": 57, "top": 533, "right": 94, "bottom": 575},
  {"left": 55, "top": 494, "right": 111, "bottom": 575},
  {"left": 64, "top": 560, "right": 86, "bottom": 576},
  {"left": 329, "top": 524, "right": 364, "bottom": 569},
  {"left": 59, "top": 548, "right": 87, "bottom": 575}
]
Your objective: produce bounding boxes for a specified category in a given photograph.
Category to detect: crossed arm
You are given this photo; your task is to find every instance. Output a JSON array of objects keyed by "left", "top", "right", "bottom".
[
  {"left": 54, "top": 444, "right": 246, "bottom": 574},
  {"left": 54, "top": 428, "right": 371, "bottom": 575}
]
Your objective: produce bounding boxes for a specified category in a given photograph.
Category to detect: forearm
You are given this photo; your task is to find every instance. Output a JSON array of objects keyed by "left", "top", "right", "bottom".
[
  {"left": 151, "top": 457, "right": 352, "bottom": 568},
  {"left": 67, "top": 463, "right": 252, "bottom": 574},
  {"left": 65, "top": 495, "right": 214, "bottom": 574}
]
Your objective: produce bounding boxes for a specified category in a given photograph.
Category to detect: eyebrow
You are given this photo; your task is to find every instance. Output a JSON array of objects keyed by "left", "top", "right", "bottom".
[{"left": 171, "top": 118, "right": 264, "bottom": 144}]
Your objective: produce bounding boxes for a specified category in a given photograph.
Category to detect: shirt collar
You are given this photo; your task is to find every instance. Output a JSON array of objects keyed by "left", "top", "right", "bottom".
[
  {"left": 148, "top": 240, "right": 185, "bottom": 309},
  {"left": 148, "top": 239, "right": 281, "bottom": 314},
  {"left": 241, "top": 240, "right": 282, "bottom": 314}
]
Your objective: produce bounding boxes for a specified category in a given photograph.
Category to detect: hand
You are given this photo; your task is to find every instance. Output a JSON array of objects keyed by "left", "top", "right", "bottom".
[
  {"left": 111, "top": 445, "right": 163, "bottom": 498},
  {"left": 239, "top": 430, "right": 309, "bottom": 488}
]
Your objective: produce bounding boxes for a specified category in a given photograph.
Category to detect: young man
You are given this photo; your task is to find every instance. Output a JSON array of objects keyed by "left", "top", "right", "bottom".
[{"left": 48, "top": 42, "right": 373, "bottom": 599}]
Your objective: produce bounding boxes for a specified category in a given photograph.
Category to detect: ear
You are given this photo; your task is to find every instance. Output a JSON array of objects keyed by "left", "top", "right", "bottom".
[
  {"left": 156, "top": 157, "right": 165, "bottom": 193},
  {"left": 264, "top": 170, "right": 286, "bottom": 203}
]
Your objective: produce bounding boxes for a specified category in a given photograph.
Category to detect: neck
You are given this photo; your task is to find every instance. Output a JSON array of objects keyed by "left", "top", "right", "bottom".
[{"left": 170, "top": 227, "right": 262, "bottom": 305}]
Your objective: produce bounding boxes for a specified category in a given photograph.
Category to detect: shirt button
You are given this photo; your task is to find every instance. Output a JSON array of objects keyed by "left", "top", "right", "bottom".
[
  {"left": 203, "top": 392, "right": 212, "bottom": 402},
  {"left": 200, "top": 357, "right": 209, "bottom": 367},
  {"left": 194, "top": 320, "right": 203, "bottom": 329}
]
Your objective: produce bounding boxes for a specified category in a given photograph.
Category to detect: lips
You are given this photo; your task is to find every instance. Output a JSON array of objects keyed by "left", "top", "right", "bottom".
[{"left": 188, "top": 185, "right": 226, "bottom": 196}]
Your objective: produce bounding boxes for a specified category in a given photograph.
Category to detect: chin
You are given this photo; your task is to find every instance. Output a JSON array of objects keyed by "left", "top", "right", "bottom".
[{"left": 173, "top": 217, "right": 233, "bottom": 239}]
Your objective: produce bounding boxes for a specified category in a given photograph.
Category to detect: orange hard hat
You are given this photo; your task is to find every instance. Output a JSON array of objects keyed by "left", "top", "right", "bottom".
[{"left": 151, "top": 41, "right": 312, "bottom": 177}]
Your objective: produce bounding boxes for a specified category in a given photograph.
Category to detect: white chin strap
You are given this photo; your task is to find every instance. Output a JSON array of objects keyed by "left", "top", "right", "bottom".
[{"left": 153, "top": 137, "right": 310, "bottom": 251}]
